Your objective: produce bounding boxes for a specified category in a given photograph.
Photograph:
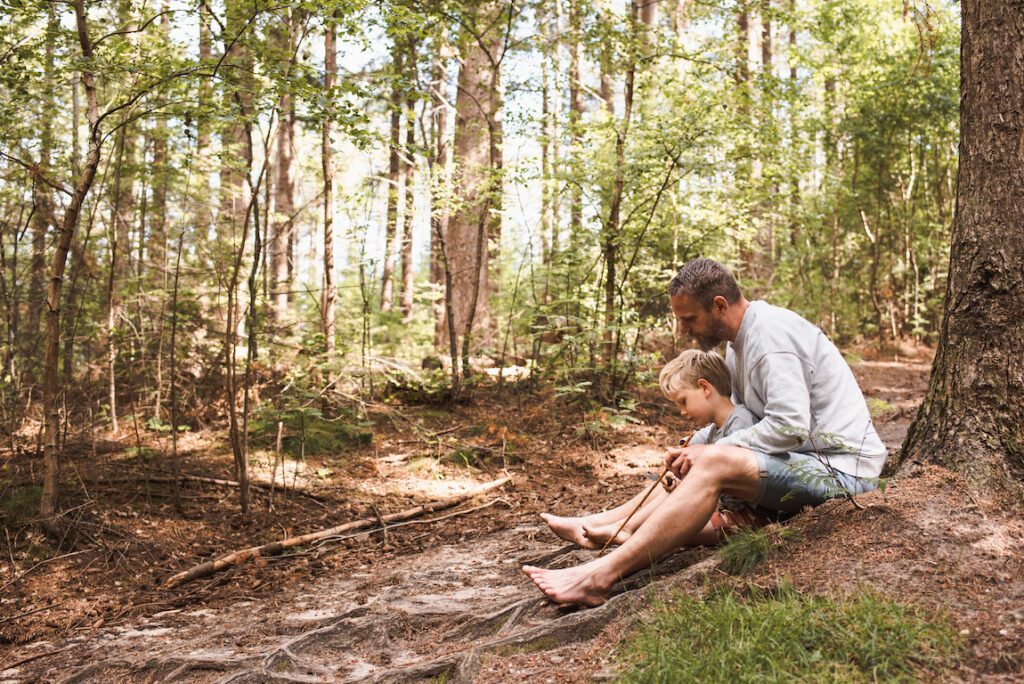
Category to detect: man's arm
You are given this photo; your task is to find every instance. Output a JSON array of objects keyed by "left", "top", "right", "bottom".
[{"left": 716, "top": 352, "right": 811, "bottom": 454}]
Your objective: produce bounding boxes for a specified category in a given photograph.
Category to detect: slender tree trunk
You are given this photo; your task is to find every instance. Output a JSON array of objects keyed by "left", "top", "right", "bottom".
[
  {"left": 901, "top": 0, "right": 1024, "bottom": 496},
  {"left": 601, "top": 0, "right": 638, "bottom": 363},
  {"left": 323, "top": 15, "right": 337, "bottom": 356},
  {"left": 381, "top": 44, "right": 404, "bottom": 313},
  {"left": 27, "top": 5, "right": 58, "bottom": 368},
  {"left": 429, "top": 32, "right": 451, "bottom": 349},
  {"left": 399, "top": 87, "right": 416, "bottom": 321},
  {"left": 220, "top": 0, "right": 254, "bottom": 515},
  {"left": 568, "top": 0, "right": 584, "bottom": 244},
  {"left": 539, "top": 5, "right": 553, "bottom": 266},
  {"left": 151, "top": 8, "right": 171, "bottom": 421},
  {"left": 270, "top": 10, "right": 298, "bottom": 329},
  {"left": 271, "top": 95, "right": 296, "bottom": 328},
  {"left": 39, "top": 0, "right": 102, "bottom": 535}
]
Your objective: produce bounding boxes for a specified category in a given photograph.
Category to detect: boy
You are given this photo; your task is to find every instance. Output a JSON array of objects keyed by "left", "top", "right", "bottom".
[{"left": 542, "top": 349, "right": 769, "bottom": 549}]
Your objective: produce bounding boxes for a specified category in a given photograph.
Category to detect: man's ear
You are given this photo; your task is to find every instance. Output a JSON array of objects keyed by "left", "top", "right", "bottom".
[{"left": 711, "top": 295, "right": 729, "bottom": 314}]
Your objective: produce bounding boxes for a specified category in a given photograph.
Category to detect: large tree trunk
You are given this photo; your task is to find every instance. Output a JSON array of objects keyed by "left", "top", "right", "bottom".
[
  {"left": 900, "top": 0, "right": 1024, "bottom": 497},
  {"left": 447, "top": 8, "right": 504, "bottom": 364}
]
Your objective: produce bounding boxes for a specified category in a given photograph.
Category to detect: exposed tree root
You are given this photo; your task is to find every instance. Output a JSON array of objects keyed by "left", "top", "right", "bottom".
[{"left": 166, "top": 554, "right": 722, "bottom": 684}]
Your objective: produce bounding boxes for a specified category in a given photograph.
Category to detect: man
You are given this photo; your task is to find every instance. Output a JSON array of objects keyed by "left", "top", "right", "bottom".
[{"left": 524, "top": 258, "right": 888, "bottom": 606}]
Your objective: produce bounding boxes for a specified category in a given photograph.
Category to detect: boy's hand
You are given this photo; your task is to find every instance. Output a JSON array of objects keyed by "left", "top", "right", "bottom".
[{"left": 665, "top": 444, "right": 706, "bottom": 480}]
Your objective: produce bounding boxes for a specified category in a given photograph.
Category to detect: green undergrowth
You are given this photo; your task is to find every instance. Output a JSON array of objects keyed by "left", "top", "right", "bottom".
[
  {"left": 615, "top": 582, "right": 960, "bottom": 683},
  {"left": 717, "top": 525, "right": 801, "bottom": 575}
]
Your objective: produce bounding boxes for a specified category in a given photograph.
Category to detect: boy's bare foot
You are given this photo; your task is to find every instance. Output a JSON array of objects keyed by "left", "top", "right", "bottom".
[
  {"left": 522, "top": 564, "right": 611, "bottom": 607},
  {"left": 582, "top": 522, "right": 631, "bottom": 547},
  {"left": 540, "top": 513, "right": 600, "bottom": 549}
]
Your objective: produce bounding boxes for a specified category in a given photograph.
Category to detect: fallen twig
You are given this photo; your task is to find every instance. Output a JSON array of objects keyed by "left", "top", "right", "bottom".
[
  {"left": 0, "top": 601, "right": 66, "bottom": 625},
  {"left": 0, "top": 645, "right": 77, "bottom": 673},
  {"left": 0, "top": 551, "right": 89, "bottom": 594},
  {"left": 164, "top": 476, "right": 512, "bottom": 588}
]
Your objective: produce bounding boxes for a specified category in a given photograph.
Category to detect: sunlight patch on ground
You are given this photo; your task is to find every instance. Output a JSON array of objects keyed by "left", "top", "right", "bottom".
[
  {"left": 972, "top": 528, "right": 1019, "bottom": 558},
  {"left": 596, "top": 443, "right": 669, "bottom": 479},
  {"left": 354, "top": 460, "right": 505, "bottom": 502}
]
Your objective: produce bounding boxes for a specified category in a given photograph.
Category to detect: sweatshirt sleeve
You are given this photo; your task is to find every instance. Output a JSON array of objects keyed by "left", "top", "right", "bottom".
[{"left": 716, "top": 352, "right": 811, "bottom": 453}]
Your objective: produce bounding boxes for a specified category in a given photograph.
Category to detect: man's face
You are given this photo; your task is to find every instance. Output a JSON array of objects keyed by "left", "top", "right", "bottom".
[{"left": 670, "top": 293, "right": 727, "bottom": 350}]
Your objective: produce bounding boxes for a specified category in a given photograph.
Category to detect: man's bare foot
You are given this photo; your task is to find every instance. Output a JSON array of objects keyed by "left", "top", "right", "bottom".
[
  {"left": 582, "top": 522, "right": 631, "bottom": 547},
  {"left": 522, "top": 564, "right": 611, "bottom": 607},
  {"left": 540, "top": 513, "right": 599, "bottom": 549}
]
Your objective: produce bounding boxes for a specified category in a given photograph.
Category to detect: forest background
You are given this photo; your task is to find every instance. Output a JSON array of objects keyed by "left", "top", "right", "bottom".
[{"left": 0, "top": 0, "right": 959, "bottom": 524}]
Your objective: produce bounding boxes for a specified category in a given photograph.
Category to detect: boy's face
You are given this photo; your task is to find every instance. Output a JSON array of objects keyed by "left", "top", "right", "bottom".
[{"left": 672, "top": 381, "right": 715, "bottom": 426}]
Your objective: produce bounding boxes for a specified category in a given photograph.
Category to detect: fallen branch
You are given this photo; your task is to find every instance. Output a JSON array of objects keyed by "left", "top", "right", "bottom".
[
  {"left": 309, "top": 498, "right": 510, "bottom": 550},
  {"left": 164, "top": 475, "right": 513, "bottom": 588}
]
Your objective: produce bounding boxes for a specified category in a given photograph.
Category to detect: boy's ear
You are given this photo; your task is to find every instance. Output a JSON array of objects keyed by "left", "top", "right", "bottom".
[{"left": 697, "top": 378, "right": 712, "bottom": 395}]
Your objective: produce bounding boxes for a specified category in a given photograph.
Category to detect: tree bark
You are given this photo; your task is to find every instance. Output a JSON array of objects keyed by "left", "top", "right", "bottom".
[
  {"left": 900, "top": 0, "right": 1024, "bottom": 496},
  {"left": 447, "top": 7, "right": 504, "bottom": 360}
]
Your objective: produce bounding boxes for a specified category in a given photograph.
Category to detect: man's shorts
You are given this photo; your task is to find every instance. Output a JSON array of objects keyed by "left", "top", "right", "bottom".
[{"left": 750, "top": 450, "right": 880, "bottom": 513}]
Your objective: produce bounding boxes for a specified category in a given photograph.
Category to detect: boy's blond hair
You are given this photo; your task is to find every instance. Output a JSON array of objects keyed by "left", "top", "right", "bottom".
[{"left": 659, "top": 349, "right": 732, "bottom": 399}]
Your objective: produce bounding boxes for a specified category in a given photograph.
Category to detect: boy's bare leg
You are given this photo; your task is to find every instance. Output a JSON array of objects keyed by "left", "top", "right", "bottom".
[
  {"left": 540, "top": 480, "right": 668, "bottom": 548},
  {"left": 524, "top": 445, "right": 760, "bottom": 606},
  {"left": 582, "top": 486, "right": 670, "bottom": 547}
]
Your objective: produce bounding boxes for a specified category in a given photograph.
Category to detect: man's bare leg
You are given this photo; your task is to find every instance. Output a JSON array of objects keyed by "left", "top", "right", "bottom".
[
  {"left": 541, "top": 479, "right": 670, "bottom": 548},
  {"left": 524, "top": 445, "right": 760, "bottom": 606}
]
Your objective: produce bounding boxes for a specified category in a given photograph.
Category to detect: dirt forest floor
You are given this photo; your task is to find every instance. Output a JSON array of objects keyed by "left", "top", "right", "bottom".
[{"left": 2, "top": 356, "right": 1024, "bottom": 682}]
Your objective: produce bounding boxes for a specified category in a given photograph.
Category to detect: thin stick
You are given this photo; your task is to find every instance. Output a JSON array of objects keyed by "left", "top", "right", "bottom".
[{"left": 596, "top": 432, "right": 693, "bottom": 558}]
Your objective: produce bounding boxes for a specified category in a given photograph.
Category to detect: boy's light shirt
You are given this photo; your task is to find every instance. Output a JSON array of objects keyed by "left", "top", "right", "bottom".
[{"left": 688, "top": 405, "right": 759, "bottom": 446}]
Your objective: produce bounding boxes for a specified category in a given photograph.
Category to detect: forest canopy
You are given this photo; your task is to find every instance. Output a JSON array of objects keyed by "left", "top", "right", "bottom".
[{"left": 0, "top": 0, "right": 958, "bottom": 518}]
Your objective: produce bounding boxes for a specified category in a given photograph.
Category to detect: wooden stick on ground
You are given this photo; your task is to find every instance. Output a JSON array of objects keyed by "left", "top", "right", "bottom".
[{"left": 164, "top": 475, "right": 513, "bottom": 588}]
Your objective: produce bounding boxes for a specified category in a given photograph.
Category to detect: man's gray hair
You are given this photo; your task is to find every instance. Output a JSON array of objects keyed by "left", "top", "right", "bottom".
[{"left": 668, "top": 258, "right": 743, "bottom": 310}]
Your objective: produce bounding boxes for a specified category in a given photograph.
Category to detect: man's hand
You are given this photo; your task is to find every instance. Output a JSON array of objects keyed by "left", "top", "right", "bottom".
[{"left": 664, "top": 443, "right": 710, "bottom": 480}]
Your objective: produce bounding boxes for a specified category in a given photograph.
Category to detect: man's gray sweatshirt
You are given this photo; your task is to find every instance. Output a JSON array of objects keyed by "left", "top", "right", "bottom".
[{"left": 715, "top": 300, "right": 888, "bottom": 479}]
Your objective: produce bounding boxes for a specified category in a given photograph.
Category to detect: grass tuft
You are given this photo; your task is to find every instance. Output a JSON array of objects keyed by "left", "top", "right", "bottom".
[
  {"left": 716, "top": 525, "right": 800, "bottom": 575},
  {"left": 615, "top": 582, "right": 960, "bottom": 683}
]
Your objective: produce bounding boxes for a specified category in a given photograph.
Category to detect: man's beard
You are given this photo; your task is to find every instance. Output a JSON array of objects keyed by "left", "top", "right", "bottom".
[{"left": 693, "top": 317, "right": 729, "bottom": 351}]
